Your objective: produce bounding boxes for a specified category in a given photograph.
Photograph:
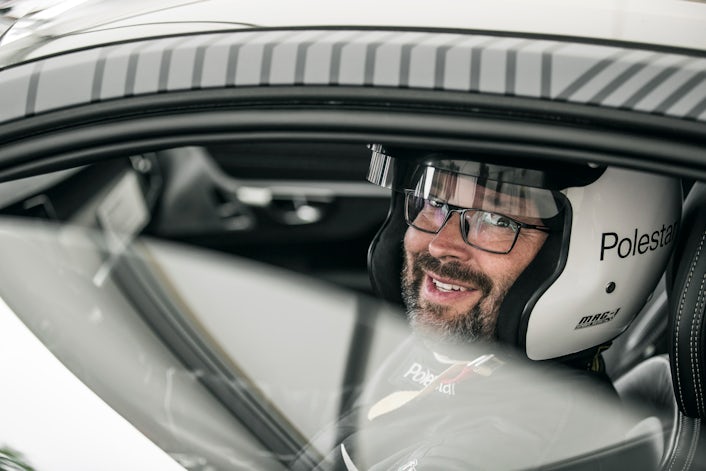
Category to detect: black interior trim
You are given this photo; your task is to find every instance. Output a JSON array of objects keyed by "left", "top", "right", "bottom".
[
  {"left": 1, "top": 87, "right": 704, "bottom": 145},
  {"left": 0, "top": 89, "right": 704, "bottom": 184}
]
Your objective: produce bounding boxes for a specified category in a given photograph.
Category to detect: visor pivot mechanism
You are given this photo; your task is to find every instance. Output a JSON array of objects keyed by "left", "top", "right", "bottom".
[{"left": 606, "top": 282, "right": 616, "bottom": 294}]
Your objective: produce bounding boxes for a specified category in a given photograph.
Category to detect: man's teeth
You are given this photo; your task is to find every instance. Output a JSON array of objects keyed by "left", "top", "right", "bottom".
[{"left": 432, "top": 278, "right": 469, "bottom": 292}]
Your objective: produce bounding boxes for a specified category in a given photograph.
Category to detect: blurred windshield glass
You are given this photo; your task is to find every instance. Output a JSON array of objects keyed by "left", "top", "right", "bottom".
[{"left": 0, "top": 152, "right": 665, "bottom": 470}]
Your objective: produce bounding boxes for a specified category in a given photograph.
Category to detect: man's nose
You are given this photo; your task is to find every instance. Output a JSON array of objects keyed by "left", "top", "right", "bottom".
[{"left": 428, "top": 213, "right": 473, "bottom": 261}]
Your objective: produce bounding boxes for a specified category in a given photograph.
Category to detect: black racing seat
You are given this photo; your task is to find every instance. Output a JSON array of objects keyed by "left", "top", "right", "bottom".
[
  {"left": 665, "top": 180, "right": 706, "bottom": 469},
  {"left": 615, "top": 182, "right": 706, "bottom": 470}
]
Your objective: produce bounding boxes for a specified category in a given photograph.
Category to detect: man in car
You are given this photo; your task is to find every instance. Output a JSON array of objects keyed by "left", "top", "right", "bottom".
[
  {"left": 365, "top": 144, "right": 680, "bottom": 373},
  {"left": 305, "top": 144, "right": 680, "bottom": 470}
]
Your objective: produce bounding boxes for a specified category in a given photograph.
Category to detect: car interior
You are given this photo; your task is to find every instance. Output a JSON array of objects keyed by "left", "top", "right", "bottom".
[
  {"left": 0, "top": 142, "right": 389, "bottom": 294},
  {"left": 0, "top": 138, "right": 705, "bottom": 470}
]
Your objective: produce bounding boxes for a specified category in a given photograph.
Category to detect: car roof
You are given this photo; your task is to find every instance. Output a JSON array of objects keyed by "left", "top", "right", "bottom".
[{"left": 1, "top": 0, "right": 705, "bottom": 68}]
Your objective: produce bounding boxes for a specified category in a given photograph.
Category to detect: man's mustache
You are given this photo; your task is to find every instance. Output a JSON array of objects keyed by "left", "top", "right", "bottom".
[{"left": 412, "top": 252, "right": 493, "bottom": 296}]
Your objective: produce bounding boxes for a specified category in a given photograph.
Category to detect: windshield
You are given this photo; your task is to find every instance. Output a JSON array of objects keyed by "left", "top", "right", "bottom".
[{"left": 0, "top": 148, "right": 667, "bottom": 470}]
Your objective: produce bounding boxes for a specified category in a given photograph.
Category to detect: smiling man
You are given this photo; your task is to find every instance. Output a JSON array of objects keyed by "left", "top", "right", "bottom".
[
  {"left": 401, "top": 173, "right": 552, "bottom": 345},
  {"left": 306, "top": 145, "right": 682, "bottom": 470},
  {"left": 368, "top": 149, "right": 576, "bottom": 354},
  {"left": 366, "top": 145, "right": 681, "bottom": 366}
]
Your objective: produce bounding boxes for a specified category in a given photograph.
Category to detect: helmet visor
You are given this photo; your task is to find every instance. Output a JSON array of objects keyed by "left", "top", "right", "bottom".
[
  {"left": 408, "top": 166, "right": 562, "bottom": 220},
  {"left": 368, "top": 145, "right": 566, "bottom": 220}
]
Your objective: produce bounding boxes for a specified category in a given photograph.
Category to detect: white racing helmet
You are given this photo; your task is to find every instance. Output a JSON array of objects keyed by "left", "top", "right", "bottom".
[{"left": 367, "top": 144, "right": 682, "bottom": 362}]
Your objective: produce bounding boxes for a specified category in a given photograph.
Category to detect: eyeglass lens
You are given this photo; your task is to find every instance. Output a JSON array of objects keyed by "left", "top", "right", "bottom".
[{"left": 405, "top": 193, "right": 519, "bottom": 253}]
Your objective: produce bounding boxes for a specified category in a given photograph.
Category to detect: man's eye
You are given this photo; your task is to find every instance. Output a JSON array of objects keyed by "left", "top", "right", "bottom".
[
  {"left": 427, "top": 200, "right": 444, "bottom": 209},
  {"left": 483, "top": 212, "right": 515, "bottom": 229}
]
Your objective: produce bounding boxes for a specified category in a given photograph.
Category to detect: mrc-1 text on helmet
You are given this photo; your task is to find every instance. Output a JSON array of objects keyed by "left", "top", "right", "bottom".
[
  {"left": 574, "top": 308, "right": 621, "bottom": 330},
  {"left": 600, "top": 222, "right": 678, "bottom": 261}
]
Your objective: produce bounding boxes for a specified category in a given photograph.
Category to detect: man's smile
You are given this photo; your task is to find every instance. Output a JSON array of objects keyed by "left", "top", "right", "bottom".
[
  {"left": 422, "top": 272, "right": 482, "bottom": 305},
  {"left": 431, "top": 276, "right": 471, "bottom": 292}
]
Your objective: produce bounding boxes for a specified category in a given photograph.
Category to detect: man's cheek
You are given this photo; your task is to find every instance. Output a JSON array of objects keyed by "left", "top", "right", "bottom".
[{"left": 404, "top": 227, "right": 429, "bottom": 254}]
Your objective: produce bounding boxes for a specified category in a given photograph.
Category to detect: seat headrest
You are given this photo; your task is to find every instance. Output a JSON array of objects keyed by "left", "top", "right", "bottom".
[
  {"left": 367, "top": 191, "right": 405, "bottom": 306},
  {"left": 668, "top": 182, "right": 706, "bottom": 419}
]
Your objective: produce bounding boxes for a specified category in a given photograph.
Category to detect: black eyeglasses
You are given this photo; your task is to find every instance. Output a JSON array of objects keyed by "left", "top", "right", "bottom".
[{"left": 404, "top": 190, "right": 552, "bottom": 254}]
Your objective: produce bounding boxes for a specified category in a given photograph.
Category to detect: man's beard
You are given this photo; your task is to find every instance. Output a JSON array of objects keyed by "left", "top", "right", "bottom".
[{"left": 401, "top": 251, "right": 512, "bottom": 345}]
